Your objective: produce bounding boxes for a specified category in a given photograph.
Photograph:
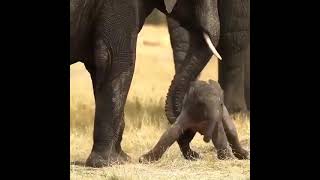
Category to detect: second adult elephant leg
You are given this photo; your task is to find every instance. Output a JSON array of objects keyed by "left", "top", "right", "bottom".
[
  {"left": 218, "top": 0, "right": 250, "bottom": 114},
  {"left": 219, "top": 46, "right": 247, "bottom": 113}
]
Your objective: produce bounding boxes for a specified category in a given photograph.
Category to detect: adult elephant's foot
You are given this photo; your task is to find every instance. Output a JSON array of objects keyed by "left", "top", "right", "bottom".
[
  {"left": 118, "top": 149, "right": 131, "bottom": 162},
  {"left": 85, "top": 150, "right": 130, "bottom": 168}
]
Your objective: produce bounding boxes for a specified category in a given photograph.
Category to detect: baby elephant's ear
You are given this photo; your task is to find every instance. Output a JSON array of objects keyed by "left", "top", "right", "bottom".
[
  {"left": 208, "top": 79, "right": 219, "bottom": 88},
  {"left": 209, "top": 79, "right": 221, "bottom": 88},
  {"left": 209, "top": 79, "right": 224, "bottom": 97},
  {"left": 208, "top": 79, "right": 215, "bottom": 85},
  {"left": 164, "top": 0, "right": 177, "bottom": 13}
]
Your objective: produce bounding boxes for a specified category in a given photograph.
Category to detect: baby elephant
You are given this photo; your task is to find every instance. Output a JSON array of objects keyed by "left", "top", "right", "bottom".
[{"left": 139, "top": 80, "right": 249, "bottom": 162}]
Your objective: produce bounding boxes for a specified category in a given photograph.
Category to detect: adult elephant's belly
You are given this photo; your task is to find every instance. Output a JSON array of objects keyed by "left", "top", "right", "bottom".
[
  {"left": 70, "top": 0, "right": 95, "bottom": 64},
  {"left": 70, "top": 32, "right": 92, "bottom": 65}
]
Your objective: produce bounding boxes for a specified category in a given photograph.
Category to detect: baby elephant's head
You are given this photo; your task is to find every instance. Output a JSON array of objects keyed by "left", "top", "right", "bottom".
[{"left": 181, "top": 79, "right": 224, "bottom": 143}]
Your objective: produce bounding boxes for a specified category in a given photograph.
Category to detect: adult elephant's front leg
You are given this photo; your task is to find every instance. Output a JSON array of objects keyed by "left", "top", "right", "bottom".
[
  {"left": 85, "top": 37, "right": 136, "bottom": 167},
  {"left": 218, "top": 44, "right": 247, "bottom": 113},
  {"left": 218, "top": 0, "right": 250, "bottom": 114}
]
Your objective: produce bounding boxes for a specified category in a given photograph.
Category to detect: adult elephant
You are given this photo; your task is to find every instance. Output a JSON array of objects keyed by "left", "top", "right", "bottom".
[
  {"left": 168, "top": 0, "right": 250, "bottom": 114},
  {"left": 218, "top": 0, "right": 250, "bottom": 113},
  {"left": 70, "top": 0, "right": 222, "bottom": 167}
]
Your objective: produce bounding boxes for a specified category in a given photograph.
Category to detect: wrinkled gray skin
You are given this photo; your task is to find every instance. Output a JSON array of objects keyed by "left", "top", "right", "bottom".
[
  {"left": 218, "top": 0, "right": 250, "bottom": 113},
  {"left": 70, "top": 0, "right": 221, "bottom": 167},
  {"left": 139, "top": 80, "right": 249, "bottom": 162},
  {"left": 166, "top": 0, "right": 250, "bottom": 160},
  {"left": 168, "top": 0, "right": 250, "bottom": 114}
]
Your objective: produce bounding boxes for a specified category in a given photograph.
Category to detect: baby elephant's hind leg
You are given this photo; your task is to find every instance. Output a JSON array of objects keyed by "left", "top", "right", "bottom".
[{"left": 222, "top": 105, "right": 249, "bottom": 159}]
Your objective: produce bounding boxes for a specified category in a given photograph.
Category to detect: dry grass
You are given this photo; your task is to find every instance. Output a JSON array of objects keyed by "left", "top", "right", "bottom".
[{"left": 70, "top": 25, "right": 250, "bottom": 180}]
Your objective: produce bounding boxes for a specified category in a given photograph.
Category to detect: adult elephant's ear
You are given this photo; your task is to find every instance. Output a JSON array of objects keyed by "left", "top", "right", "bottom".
[{"left": 164, "top": 0, "right": 177, "bottom": 13}]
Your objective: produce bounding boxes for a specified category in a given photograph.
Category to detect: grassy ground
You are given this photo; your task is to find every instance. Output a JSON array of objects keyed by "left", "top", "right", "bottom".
[{"left": 70, "top": 25, "right": 250, "bottom": 179}]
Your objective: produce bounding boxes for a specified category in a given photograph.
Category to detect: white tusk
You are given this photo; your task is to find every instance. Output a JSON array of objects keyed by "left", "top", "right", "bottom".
[{"left": 203, "top": 33, "right": 222, "bottom": 60}]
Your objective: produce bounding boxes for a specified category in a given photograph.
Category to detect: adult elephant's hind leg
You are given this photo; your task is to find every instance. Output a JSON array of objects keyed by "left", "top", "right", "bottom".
[
  {"left": 85, "top": 38, "right": 136, "bottom": 167},
  {"left": 218, "top": 49, "right": 247, "bottom": 113}
]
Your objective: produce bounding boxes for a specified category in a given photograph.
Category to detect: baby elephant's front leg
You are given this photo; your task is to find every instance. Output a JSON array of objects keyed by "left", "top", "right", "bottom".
[
  {"left": 139, "top": 122, "right": 184, "bottom": 163},
  {"left": 212, "top": 120, "right": 234, "bottom": 160},
  {"left": 222, "top": 105, "right": 249, "bottom": 159}
]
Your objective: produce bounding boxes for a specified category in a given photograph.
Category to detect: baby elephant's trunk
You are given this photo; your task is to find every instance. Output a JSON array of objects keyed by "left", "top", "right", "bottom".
[{"left": 203, "top": 109, "right": 222, "bottom": 143}]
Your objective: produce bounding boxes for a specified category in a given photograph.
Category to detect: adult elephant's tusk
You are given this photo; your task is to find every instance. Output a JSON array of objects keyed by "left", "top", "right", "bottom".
[{"left": 203, "top": 33, "right": 222, "bottom": 60}]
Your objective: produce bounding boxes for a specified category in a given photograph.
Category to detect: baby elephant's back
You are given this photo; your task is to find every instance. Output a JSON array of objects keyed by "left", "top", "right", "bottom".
[{"left": 191, "top": 80, "right": 223, "bottom": 100}]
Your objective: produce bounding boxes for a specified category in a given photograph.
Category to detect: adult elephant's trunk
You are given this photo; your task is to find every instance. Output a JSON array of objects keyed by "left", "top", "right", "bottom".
[
  {"left": 165, "top": 0, "right": 221, "bottom": 123},
  {"left": 165, "top": 34, "right": 215, "bottom": 124}
]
